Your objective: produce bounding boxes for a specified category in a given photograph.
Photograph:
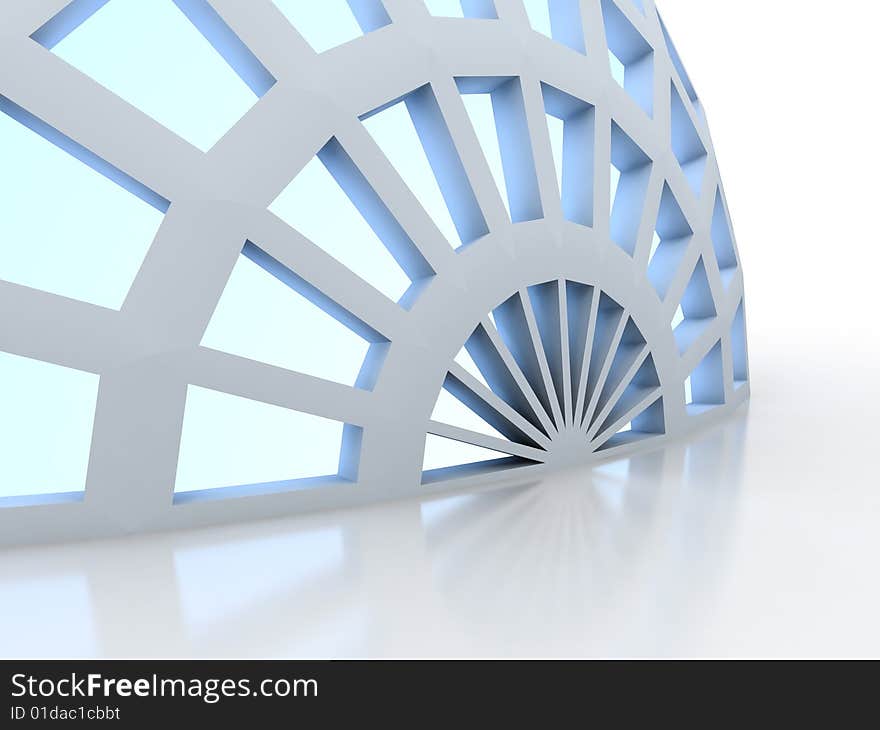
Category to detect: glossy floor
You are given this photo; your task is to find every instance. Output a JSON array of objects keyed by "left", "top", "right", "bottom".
[
  {"left": 3, "top": 1, "right": 880, "bottom": 658},
  {"left": 2, "top": 332, "right": 878, "bottom": 658}
]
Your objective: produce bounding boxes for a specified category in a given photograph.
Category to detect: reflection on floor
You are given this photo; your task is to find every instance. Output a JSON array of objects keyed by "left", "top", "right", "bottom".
[{"left": 0, "top": 416, "right": 751, "bottom": 658}]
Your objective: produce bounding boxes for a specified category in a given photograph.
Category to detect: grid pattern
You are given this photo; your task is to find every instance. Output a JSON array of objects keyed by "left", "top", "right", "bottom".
[{"left": 0, "top": 0, "right": 748, "bottom": 544}]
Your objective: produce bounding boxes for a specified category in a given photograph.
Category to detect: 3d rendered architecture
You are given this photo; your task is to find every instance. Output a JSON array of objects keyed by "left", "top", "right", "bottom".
[{"left": 0, "top": 0, "right": 748, "bottom": 545}]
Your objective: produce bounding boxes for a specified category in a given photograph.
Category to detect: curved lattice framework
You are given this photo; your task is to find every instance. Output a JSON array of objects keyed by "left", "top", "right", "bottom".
[
  {"left": 0, "top": 0, "right": 748, "bottom": 545},
  {"left": 424, "top": 279, "right": 666, "bottom": 483}
]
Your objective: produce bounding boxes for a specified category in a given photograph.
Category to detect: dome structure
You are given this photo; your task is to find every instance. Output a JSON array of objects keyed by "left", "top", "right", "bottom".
[{"left": 0, "top": 0, "right": 748, "bottom": 544}]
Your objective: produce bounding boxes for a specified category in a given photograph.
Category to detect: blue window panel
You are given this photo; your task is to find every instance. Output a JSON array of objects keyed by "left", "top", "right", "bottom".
[
  {"left": 0, "top": 352, "right": 99, "bottom": 501},
  {"left": 46, "top": 0, "right": 267, "bottom": 151}
]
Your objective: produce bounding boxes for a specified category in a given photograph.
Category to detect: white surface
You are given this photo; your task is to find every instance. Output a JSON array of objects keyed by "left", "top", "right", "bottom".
[
  {"left": 1, "top": 0, "right": 878, "bottom": 657},
  {"left": 1, "top": 358, "right": 876, "bottom": 657}
]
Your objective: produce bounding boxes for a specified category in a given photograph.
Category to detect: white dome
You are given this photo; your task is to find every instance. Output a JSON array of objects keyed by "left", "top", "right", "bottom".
[{"left": 0, "top": 0, "right": 747, "bottom": 544}]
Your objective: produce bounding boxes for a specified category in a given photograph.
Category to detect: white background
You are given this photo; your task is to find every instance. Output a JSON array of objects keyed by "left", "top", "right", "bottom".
[{"left": 1, "top": 0, "right": 879, "bottom": 658}]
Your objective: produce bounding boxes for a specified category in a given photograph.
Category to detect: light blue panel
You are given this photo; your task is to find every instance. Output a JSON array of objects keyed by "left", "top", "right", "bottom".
[
  {"left": 522, "top": 0, "right": 551, "bottom": 39},
  {"left": 51, "top": 0, "right": 259, "bottom": 151},
  {"left": 542, "top": 84, "right": 595, "bottom": 227},
  {"left": 546, "top": 113, "right": 564, "bottom": 194},
  {"left": 680, "top": 257, "right": 715, "bottom": 319},
  {"left": 424, "top": 0, "right": 465, "bottom": 16},
  {"left": 0, "top": 352, "right": 99, "bottom": 499},
  {"left": 201, "top": 255, "right": 370, "bottom": 386},
  {"left": 610, "top": 122, "right": 652, "bottom": 256},
  {"left": 688, "top": 339, "right": 724, "bottom": 408},
  {"left": 670, "top": 83, "right": 707, "bottom": 195},
  {"left": 362, "top": 100, "right": 461, "bottom": 248},
  {"left": 431, "top": 388, "right": 506, "bottom": 439},
  {"left": 269, "top": 156, "right": 411, "bottom": 302},
  {"left": 422, "top": 434, "right": 509, "bottom": 471},
  {"left": 347, "top": 0, "right": 392, "bottom": 32},
  {"left": 367, "top": 86, "right": 488, "bottom": 248},
  {"left": 483, "top": 78, "right": 544, "bottom": 223},
  {"left": 632, "top": 397, "right": 664, "bottom": 434},
  {"left": 424, "top": 0, "right": 496, "bottom": 19},
  {"left": 461, "top": 0, "right": 497, "bottom": 19},
  {"left": 460, "top": 93, "right": 511, "bottom": 218},
  {"left": 547, "top": 0, "right": 587, "bottom": 55},
  {"left": 711, "top": 187, "right": 738, "bottom": 283},
  {"left": 672, "top": 258, "right": 716, "bottom": 354},
  {"left": 648, "top": 183, "right": 692, "bottom": 300},
  {"left": 659, "top": 14, "right": 697, "bottom": 103},
  {"left": 595, "top": 352, "right": 660, "bottom": 437},
  {"left": 454, "top": 346, "right": 489, "bottom": 388},
  {"left": 731, "top": 300, "right": 748, "bottom": 385},
  {"left": 650, "top": 231, "right": 661, "bottom": 258},
  {"left": 601, "top": 0, "right": 653, "bottom": 117},
  {"left": 175, "top": 385, "right": 345, "bottom": 492},
  {"left": 272, "top": 0, "right": 365, "bottom": 53},
  {"left": 171, "top": 0, "right": 276, "bottom": 96},
  {"left": 458, "top": 77, "right": 542, "bottom": 223},
  {"left": 0, "top": 107, "right": 164, "bottom": 308},
  {"left": 672, "top": 304, "right": 685, "bottom": 328},
  {"left": 609, "top": 50, "right": 626, "bottom": 87},
  {"left": 610, "top": 163, "right": 621, "bottom": 213},
  {"left": 523, "top": 0, "right": 587, "bottom": 54}
]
